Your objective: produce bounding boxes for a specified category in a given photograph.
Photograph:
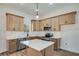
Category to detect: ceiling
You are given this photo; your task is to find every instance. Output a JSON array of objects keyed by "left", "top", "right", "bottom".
[
  {"left": 0, "top": 3, "right": 56, "bottom": 17},
  {"left": 0, "top": 3, "right": 79, "bottom": 19}
]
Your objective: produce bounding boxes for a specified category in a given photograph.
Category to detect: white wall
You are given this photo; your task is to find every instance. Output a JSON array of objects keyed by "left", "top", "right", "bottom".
[
  {"left": 0, "top": 8, "right": 6, "bottom": 53},
  {"left": 61, "top": 24, "right": 79, "bottom": 53}
]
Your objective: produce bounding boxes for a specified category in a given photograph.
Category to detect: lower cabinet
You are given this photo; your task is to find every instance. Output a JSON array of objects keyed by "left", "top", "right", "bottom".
[
  {"left": 7, "top": 39, "right": 16, "bottom": 53},
  {"left": 51, "top": 38, "right": 61, "bottom": 50},
  {"left": 26, "top": 44, "right": 54, "bottom": 56}
]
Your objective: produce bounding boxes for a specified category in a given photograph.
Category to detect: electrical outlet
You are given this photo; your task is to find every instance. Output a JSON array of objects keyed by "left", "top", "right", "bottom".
[{"left": 65, "top": 43, "right": 67, "bottom": 45}]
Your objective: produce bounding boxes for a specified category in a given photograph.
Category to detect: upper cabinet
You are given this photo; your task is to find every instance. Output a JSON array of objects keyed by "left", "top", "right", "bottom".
[
  {"left": 51, "top": 17, "right": 60, "bottom": 31},
  {"left": 59, "top": 12, "right": 76, "bottom": 25},
  {"left": 6, "top": 13, "right": 24, "bottom": 31},
  {"left": 31, "top": 20, "right": 40, "bottom": 31},
  {"left": 31, "top": 12, "right": 76, "bottom": 31}
]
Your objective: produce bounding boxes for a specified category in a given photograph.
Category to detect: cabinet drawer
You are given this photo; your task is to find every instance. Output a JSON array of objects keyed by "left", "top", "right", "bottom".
[{"left": 7, "top": 39, "right": 16, "bottom": 53}]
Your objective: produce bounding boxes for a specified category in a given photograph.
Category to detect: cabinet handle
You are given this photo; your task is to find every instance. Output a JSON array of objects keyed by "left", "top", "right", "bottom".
[
  {"left": 13, "top": 28, "right": 15, "bottom": 31},
  {"left": 65, "top": 21, "right": 67, "bottom": 24}
]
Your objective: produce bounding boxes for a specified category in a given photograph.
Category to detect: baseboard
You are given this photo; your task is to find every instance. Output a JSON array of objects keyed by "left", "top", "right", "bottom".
[
  {"left": 0, "top": 51, "right": 8, "bottom": 55},
  {"left": 60, "top": 48, "right": 79, "bottom": 54},
  {"left": 0, "top": 50, "right": 7, "bottom": 53}
]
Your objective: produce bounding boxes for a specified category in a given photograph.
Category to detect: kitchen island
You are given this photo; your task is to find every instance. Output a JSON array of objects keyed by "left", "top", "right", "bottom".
[{"left": 21, "top": 39, "right": 55, "bottom": 56}]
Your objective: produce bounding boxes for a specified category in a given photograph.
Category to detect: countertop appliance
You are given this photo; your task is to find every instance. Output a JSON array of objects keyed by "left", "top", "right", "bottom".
[
  {"left": 44, "top": 27, "right": 51, "bottom": 31},
  {"left": 42, "top": 33, "right": 53, "bottom": 41}
]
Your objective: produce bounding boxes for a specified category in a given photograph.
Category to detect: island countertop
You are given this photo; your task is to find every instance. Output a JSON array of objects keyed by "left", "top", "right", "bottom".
[{"left": 21, "top": 39, "right": 55, "bottom": 51}]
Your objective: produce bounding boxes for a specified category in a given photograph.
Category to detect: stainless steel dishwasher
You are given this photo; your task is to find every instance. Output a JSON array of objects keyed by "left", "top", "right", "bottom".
[{"left": 16, "top": 38, "right": 26, "bottom": 51}]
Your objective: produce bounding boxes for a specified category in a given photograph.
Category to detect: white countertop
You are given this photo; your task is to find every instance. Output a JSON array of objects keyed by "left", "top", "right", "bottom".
[{"left": 21, "top": 39, "right": 55, "bottom": 51}]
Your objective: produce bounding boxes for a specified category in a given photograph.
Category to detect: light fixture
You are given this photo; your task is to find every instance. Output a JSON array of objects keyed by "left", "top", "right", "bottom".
[
  {"left": 35, "top": 3, "right": 39, "bottom": 19},
  {"left": 35, "top": 9, "right": 39, "bottom": 12},
  {"left": 49, "top": 3, "right": 53, "bottom": 5},
  {"left": 36, "top": 15, "right": 39, "bottom": 19}
]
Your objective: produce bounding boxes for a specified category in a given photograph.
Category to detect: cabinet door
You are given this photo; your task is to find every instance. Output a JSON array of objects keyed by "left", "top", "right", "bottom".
[
  {"left": 65, "top": 13, "right": 75, "bottom": 24},
  {"left": 52, "top": 17, "right": 60, "bottom": 31},
  {"left": 40, "top": 20, "right": 44, "bottom": 31},
  {"left": 39, "top": 20, "right": 42, "bottom": 31},
  {"left": 6, "top": 14, "right": 15, "bottom": 31},
  {"left": 13, "top": 15, "right": 19, "bottom": 31},
  {"left": 17, "top": 17, "right": 24, "bottom": 31},
  {"left": 51, "top": 18, "right": 55, "bottom": 31},
  {"left": 31, "top": 20, "right": 40, "bottom": 31},
  {"left": 51, "top": 38, "right": 60, "bottom": 50},
  {"left": 41, "top": 20, "right": 46, "bottom": 31},
  {"left": 31, "top": 20, "right": 37, "bottom": 31},
  {"left": 35, "top": 21, "right": 40, "bottom": 31},
  {"left": 59, "top": 15, "right": 66, "bottom": 25},
  {"left": 13, "top": 16, "right": 24, "bottom": 31},
  {"left": 8, "top": 39, "right": 16, "bottom": 53}
]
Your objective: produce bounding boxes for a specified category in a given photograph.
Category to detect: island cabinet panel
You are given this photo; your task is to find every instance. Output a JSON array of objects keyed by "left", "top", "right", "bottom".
[
  {"left": 44, "top": 45, "right": 54, "bottom": 56},
  {"left": 7, "top": 39, "right": 16, "bottom": 53},
  {"left": 26, "top": 45, "right": 54, "bottom": 56},
  {"left": 27, "top": 47, "right": 42, "bottom": 56},
  {"left": 6, "top": 13, "right": 24, "bottom": 31}
]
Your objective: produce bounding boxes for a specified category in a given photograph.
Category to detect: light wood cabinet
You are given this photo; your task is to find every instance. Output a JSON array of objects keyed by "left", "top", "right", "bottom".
[
  {"left": 6, "top": 14, "right": 15, "bottom": 31},
  {"left": 51, "top": 38, "right": 61, "bottom": 50},
  {"left": 41, "top": 20, "right": 46, "bottom": 31},
  {"left": 59, "top": 12, "right": 76, "bottom": 25},
  {"left": 31, "top": 12, "right": 76, "bottom": 31},
  {"left": 31, "top": 20, "right": 40, "bottom": 31},
  {"left": 7, "top": 39, "right": 16, "bottom": 53},
  {"left": 39, "top": 20, "right": 47, "bottom": 31},
  {"left": 51, "top": 17, "right": 60, "bottom": 31},
  {"left": 59, "top": 15, "right": 66, "bottom": 25},
  {"left": 6, "top": 13, "right": 24, "bottom": 31},
  {"left": 36, "top": 20, "right": 40, "bottom": 31},
  {"left": 27, "top": 44, "right": 54, "bottom": 56},
  {"left": 64, "top": 12, "right": 76, "bottom": 24},
  {"left": 39, "top": 20, "right": 42, "bottom": 31}
]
